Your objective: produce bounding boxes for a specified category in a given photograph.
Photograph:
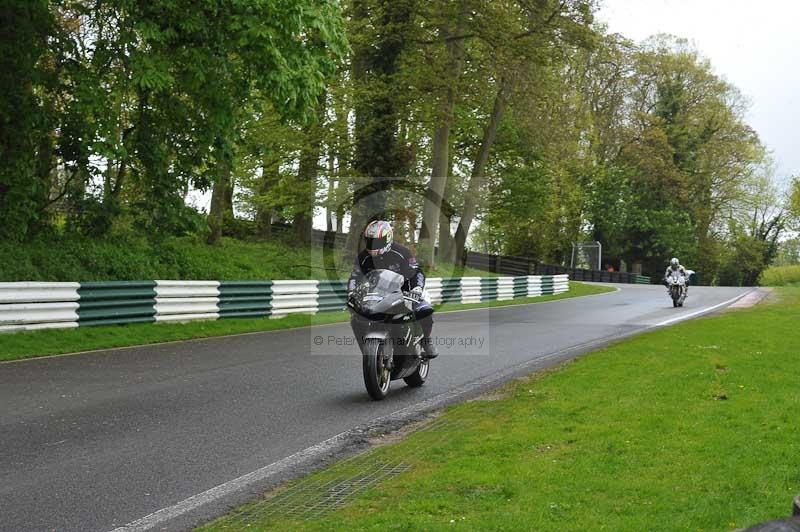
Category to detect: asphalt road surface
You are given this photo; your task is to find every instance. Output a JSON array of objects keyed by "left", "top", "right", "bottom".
[{"left": 0, "top": 284, "right": 750, "bottom": 532}]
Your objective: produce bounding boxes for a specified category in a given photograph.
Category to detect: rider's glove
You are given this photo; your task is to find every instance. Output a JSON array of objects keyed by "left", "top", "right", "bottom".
[{"left": 409, "top": 286, "right": 423, "bottom": 302}]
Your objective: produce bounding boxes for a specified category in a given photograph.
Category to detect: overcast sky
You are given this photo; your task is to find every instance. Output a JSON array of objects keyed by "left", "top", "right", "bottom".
[{"left": 597, "top": 0, "right": 800, "bottom": 185}]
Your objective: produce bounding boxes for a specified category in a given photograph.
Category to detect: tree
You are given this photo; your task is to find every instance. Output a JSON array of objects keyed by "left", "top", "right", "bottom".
[
  {"left": 344, "top": 0, "right": 418, "bottom": 256},
  {"left": 445, "top": 0, "right": 596, "bottom": 265},
  {"left": 0, "top": 0, "right": 52, "bottom": 241}
]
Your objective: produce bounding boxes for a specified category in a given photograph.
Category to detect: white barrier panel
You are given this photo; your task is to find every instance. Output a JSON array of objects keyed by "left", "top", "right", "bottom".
[
  {"left": 270, "top": 280, "right": 319, "bottom": 317},
  {"left": 527, "top": 275, "right": 570, "bottom": 296},
  {"left": 155, "top": 280, "right": 220, "bottom": 298},
  {"left": 0, "top": 282, "right": 80, "bottom": 304},
  {"left": 0, "top": 282, "right": 81, "bottom": 332},
  {"left": 497, "top": 278, "right": 515, "bottom": 301},
  {"left": 460, "top": 277, "right": 481, "bottom": 304},
  {"left": 425, "top": 278, "right": 443, "bottom": 304},
  {"left": 155, "top": 298, "right": 220, "bottom": 317},
  {"left": 0, "top": 321, "right": 79, "bottom": 333},
  {"left": 0, "top": 301, "right": 79, "bottom": 326},
  {"left": 157, "top": 312, "right": 220, "bottom": 322},
  {"left": 154, "top": 281, "right": 220, "bottom": 322}
]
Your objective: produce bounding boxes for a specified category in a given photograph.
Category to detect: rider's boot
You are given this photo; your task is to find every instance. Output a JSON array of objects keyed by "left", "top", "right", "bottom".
[
  {"left": 417, "top": 312, "right": 438, "bottom": 359},
  {"left": 421, "top": 337, "right": 439, "bottom": 359}
]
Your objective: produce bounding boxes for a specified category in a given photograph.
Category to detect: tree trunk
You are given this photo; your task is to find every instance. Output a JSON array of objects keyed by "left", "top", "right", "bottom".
[
  {"left": 207, "top": 169, "right": 230, "bottom": 244},
  {"left": 293, "top": 91, "right": 327, "bottom": 243},
  {"left": 207, "top": 139, "right": 233, "bottom": 245},
  {"left": 343, "top": 0, "right": 370, "bottom": 258},
  {"left": 325, "top": 152, "right": 336, "bottom": 232},
  {"left": 420, "top": 123, "right": 452, "bottom": 265},
  {"left": 256, "top": 154, "right": 280, "bottom": 239},
  {"left": 450, "top": 77, "right": 513, "bottom": 263},
  {"left": 418, "top": 4, "right": 468, "bottom": 268},
  {"left": 438, "top": 206, "right": 453, "bottom": 263}
]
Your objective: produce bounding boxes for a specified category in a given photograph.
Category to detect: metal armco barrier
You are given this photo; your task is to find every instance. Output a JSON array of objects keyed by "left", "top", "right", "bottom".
[{"left": 0, "top": 275, "right": 570, "bottom": 333}]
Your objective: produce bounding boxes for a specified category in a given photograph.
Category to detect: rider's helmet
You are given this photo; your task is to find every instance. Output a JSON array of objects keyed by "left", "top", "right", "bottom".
[
  {"left": 670, "top": 257, "right": 680, "bottom": 270},
  {"left": 364, "top": 220, "right": 393, "bottom": 256}
]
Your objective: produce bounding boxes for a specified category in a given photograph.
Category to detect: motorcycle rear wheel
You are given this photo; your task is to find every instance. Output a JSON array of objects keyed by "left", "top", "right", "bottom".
[{"left": 363, "top": 339, "right": 391, "bottom": 400}]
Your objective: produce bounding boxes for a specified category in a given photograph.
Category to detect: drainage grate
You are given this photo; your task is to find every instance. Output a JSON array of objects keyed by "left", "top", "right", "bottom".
[{"left": 202, "top": 416, "right": 456, "bottom": 530}]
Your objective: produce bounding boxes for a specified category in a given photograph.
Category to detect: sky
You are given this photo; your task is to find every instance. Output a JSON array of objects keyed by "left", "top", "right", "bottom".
[{"left": 597, "top": 0, "right": 800, "bottom": 184}]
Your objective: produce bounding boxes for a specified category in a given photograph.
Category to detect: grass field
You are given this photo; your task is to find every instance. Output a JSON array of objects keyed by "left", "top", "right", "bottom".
[
  {"left": 0, "top": 282, "right": 613, "bottom": 362},
  {"left": 200, "top": 287, "right": 800, "bottom": 532}
]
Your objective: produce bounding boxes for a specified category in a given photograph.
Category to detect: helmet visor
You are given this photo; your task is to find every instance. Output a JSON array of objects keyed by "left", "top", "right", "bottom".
[{"left": 365, "top": 236, "right": 388, "bottom": 251}]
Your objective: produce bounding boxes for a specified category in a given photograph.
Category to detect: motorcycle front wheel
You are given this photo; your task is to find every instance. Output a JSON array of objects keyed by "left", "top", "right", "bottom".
[
  {"left": 363, "top": 339, "right": 391, "bottom": 400},
  {"left": 403, "top": 359, "right": 429, "bottom": 388}
]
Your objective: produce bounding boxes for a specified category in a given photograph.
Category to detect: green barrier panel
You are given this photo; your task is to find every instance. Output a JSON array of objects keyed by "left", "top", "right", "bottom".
[
  {"left": 439, "top": 278, "right": 462, "bottom": 304},
  {"left": 77, "top": 281, "right": 156, "bottom": 326},
  {"left": 513, "top": 277, "right": 528, "bottom": 298},
  {"left": 479, "top": 277, "right": 498, "bottom": 301},
  {"left": 318, "top": 280, "right": 348, "bottom": 312},
  {"left": 219, "top": 281, "right": 272, "bottom": 318}
]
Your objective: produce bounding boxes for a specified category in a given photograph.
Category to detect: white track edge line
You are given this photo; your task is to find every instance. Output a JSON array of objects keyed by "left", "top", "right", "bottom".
[{"left": 648, "top": 290, "right": 752, "bottom": 328}]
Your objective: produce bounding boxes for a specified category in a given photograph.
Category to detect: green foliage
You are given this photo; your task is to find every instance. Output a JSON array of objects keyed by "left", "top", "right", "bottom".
[
  {"left": 0, "top": 0, "right": 52, "bottom": 241},
  {"left": 790, "top": 177, "right": 800, "bottom": 220},
  {"left": 759, "top": 265, "right": 800, "bottom": 286},
  {"left": 0, "top": 0, "right": 346, "bottom": 243}
]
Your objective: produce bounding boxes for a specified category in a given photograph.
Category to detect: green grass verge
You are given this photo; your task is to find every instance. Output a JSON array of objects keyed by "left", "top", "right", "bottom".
[
  {"left": 0, "top": 282, "right": 613, "bottom": 362},
  {"left": 0, "top": 234, "right": 498, "bottom": 281},
  {"left": 200, "top": 287, "right": 800, "bottom": 532}
]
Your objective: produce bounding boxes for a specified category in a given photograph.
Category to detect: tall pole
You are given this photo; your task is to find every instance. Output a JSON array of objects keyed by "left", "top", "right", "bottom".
[{"left": 596, "top": 241, "right": 602, "bottom": 271}]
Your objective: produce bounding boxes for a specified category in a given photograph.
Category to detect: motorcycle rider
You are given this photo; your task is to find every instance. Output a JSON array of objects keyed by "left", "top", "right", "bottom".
[
  {"left": 348, "top": 220, "right": 439, "bottom": 359},
  {"left": 663, "top": 257, "right": 691, "bottom": 296}
]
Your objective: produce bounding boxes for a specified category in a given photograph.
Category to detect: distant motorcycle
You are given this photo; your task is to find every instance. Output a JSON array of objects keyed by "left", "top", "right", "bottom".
[
  {"left": 347, "top": 269, "right": 430, "bottom": 400},
  {"left": 666, "top": 269, "right": 694, "bottom": 308}
]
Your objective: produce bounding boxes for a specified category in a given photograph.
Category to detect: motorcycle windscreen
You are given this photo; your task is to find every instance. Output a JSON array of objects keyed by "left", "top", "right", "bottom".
[
  {"left": 358, "top": 270, "right": 406, "bottom": 316},
  {"left": 364, "top": 269, "right": 404, "bottom": 294}
]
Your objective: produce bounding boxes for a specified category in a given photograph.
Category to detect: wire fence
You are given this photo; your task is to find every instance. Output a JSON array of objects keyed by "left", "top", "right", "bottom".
[{"left": 198, "top": 415, "right": 464, "bottom": 530}]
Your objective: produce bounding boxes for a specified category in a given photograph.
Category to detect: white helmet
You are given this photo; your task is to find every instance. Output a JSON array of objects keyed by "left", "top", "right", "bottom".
[
  {"left": 670, "top": 257, "right": 680, "bottom": 269},
  {"left": 364, "top": 220, "right": 393, "bottom": 256}
]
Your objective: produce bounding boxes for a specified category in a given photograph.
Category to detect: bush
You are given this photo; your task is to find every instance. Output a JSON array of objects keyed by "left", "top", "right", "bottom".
[{"left": 759, "top": 265, "right": 800, "bottom": 286}]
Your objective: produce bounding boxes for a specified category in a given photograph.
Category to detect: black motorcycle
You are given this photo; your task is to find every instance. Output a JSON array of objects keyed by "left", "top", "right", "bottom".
[{"left": 347, "top": 269, "right": 430, "bottom": 400}]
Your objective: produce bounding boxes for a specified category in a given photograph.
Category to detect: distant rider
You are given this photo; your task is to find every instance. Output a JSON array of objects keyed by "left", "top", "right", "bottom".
[
  {"left": 663, "top": 257, "right": 691, "bottom": 295},
  {"left": 348, "top": 220, "right": 438, "bottom": 359}
]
